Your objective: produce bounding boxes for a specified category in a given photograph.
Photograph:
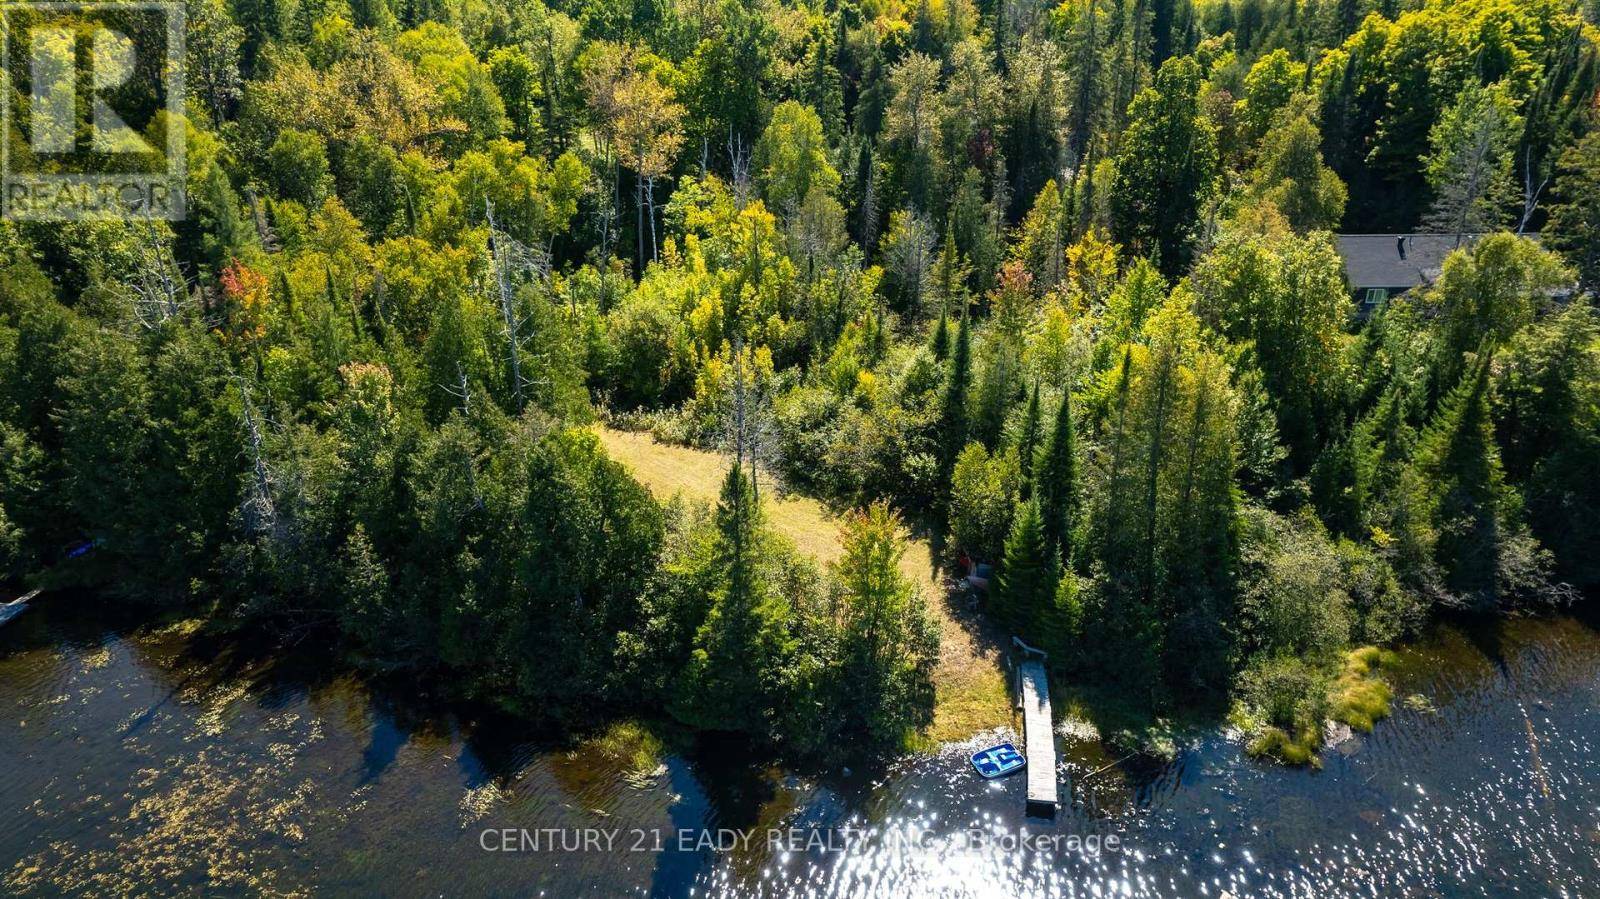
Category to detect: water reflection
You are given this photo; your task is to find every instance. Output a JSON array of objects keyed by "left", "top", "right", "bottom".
[{"left": 2, "top": 594, "right": 1599, "bottom": 897}]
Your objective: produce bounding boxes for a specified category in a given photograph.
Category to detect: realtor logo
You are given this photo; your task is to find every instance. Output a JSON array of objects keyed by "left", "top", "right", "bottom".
[{"left": 2, "top": 1, "right": 185, "bottom": 221}]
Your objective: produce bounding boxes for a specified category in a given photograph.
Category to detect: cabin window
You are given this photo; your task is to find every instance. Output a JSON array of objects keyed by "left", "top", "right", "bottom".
[{"left": 1363, "top": 288, "right": 1388, "bottom": 307}]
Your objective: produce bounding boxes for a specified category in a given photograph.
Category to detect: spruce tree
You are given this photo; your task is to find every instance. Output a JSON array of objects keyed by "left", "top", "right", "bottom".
[
  {"left": 274, "top": 270, "right": 297, "bottom": 325},
  {"left": 1547, "top": 130, "right": 1600, "bottom": 295},
  {"left": 930, "top": 310, "right": 950, "bottom": 360},
  {"left": 934, "top": 221, "right": 969, "bottom": 314},
  {"left": 1347, "top": 385, "right": 1415, "bottom": 533},
  {"left": 1397, "top": 357, "right": 1520, "bottom": 609},
  {"left": 1016, "top": 382, "right": 1042, "bottom": 497},
  {"left": 676, "top": 464, "right": 794, "bottom": 733},
  {"left": 1045, "top": 568, "right": 1083, "bottom": 664},
  {"left": 1035, "top": 390, "right": 1080, "bottom": 562},
  {"left": 994, "top": 498, "right": 1058, "bottom": 642}
]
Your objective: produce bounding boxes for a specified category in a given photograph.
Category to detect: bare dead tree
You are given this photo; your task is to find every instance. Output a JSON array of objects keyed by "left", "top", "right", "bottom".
[
  {"left": 885, "top": 206, "right": 936, "bottom": 315},
  {"left": 1517, "top": 145, "right": 1551, "bottom": 236},
  {"left": 593, "top": 163, "right": 620, "bottom": 302},
  {"left": 485, "top": 199, "right": 552, "bottom": 414},
  {"left": 728, "top": 130, "right": 752, "bottom": 209},
  {"left": 438, "top": 364, "right": 488, "bottom": 514},
  {"left": 122, "top": 225, "right": 191, "bottom": 331},
  {"left": 860, "top": 144, "right": 879, "bottom": 256},
  {"left": 646, "top": 174, "right": 660, "bottom": 263},
  {"left": 720, "top": 337, "right": 782, "bottom": 503},
  {"left": 237, "top": 376, "right": 277, "bottom": 542},
  {"left": 441, "top": 362, "right": 473, "bottom": 415},
  {"left": 245, "top": 186, "right": 280, "bottom": 253}
]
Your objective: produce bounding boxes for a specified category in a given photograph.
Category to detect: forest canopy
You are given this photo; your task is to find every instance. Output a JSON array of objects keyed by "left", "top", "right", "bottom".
[{"left": 1, "top": 0, "right": 1598, "bottom": 761}]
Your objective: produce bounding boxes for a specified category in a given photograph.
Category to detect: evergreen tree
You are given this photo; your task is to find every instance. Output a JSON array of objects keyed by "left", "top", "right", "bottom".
[
  {"left": 836, "top": 503, "right": 938, "bottom": 746},
  {"left": 55, "top": 331, "right": 152, "bottom": 569},
  {"left": 1016, "top": 382, "right": 1042, "bottom": 496},
  {"left": 1035, "top": 389, "right": 1080, "bottom": 562},
  {"left": 930, "top": 310, "right": 950, "bottom": 360},
  {"left": 199, "top": 164, "right": 253, "bottom": 271},
  {"left": 1047, "top": 567, "right": 1083, "bottom": 663},
  {"left": 1063, "top": 0, "right": 1111, "bottom": 160},
  {"left": 949, "top": 168, "right": 1004, "bottom": 295},
  {"left": 933, "top": 222, "right": 970, "bottom": 315},
  {"left": 971, "top": 335, "right": 1021, "bottom": 451},
  {"left": 1015, "top": 180, "right": 1066, "bottom": 292},
  {"left": 800, "top": 24, "right": 845, "bottom": 141},
  {"left": 1396, "top": 357, "right": 1533, "bottom": 609},
  {"left": 1546, "top": 130, "right": 1600, "bottom": 295},
  {"left": 994, "top": 498, "right": 1059, "bottom": 643},
  {"left": 1338, "top": 384, "right": 1415, "bottom": 537},
  {"left": 1498, "top": 305, "right": 1600, "bottom": 591},
  {"left": 938, "top": 315, "right": 973, "bottom": 496},
  {"left": 676, "top": 464, "right": 795, "bottom": 733},
  {"left": 231, "top": 0, "right": 285, "bottom": 71}
]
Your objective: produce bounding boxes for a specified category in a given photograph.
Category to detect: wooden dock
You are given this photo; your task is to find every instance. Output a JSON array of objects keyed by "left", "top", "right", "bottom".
[
  {"left": 0, "top": 589, "right": 39, "bottom": 628},
  {"left": 1017, "top": 659, "right": 1057, "bottom": 817}
]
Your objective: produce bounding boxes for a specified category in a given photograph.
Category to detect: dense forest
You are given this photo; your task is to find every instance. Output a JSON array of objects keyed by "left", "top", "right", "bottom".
[{"left": 1, "top": 0, "right": 1598, "bottom": 763}]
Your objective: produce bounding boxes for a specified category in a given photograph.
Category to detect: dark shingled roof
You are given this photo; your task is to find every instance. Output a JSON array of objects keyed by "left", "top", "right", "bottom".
[{"left": 1335, "top": 234, "right": 1483, "bottom": 291}]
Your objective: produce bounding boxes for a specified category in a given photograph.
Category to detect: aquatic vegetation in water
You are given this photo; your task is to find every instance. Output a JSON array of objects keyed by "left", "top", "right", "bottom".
[
  {"left": 548, "top": 719, "right": 669, "bottom": 800},
  {"left": 1247, "top": 722, "right": 1324, "bottom": 767},
  {"left": 1056, "top": 714, "right": 1100, "bottom": 743},
  {"left": 1403, "top": 692, "right": 1437, "bottom": 713},
  {"left": 5, "top": 719, "right": 320, "bottom": 896},
  {"left": 458, "top": 781, "right": 509, "bottom": 827},
  {"left": 79, "top": 647, "right": 112, "bottom": 672},
  {"left": 1330, "top": 646, "right": 1397, "bottom": 733},
  {"left": 192, "top": 681, "right": 252, "bottom": 738},
  {"left": 589, "top": 720, "right": 667, "bottom": 782}
]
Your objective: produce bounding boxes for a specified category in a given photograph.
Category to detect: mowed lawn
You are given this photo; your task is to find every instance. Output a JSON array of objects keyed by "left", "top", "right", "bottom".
[{"left": 594, "top": 426, "right": 1012, "bottom": 745}]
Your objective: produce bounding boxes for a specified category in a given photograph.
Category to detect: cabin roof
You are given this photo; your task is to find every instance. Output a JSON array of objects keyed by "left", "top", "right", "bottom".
[{"left": 1335, "top": 233, "right": 1483, "bottom": 291}]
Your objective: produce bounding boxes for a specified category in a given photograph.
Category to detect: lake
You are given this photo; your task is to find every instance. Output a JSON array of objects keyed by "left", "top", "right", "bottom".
[{"left": 3, "top": 592, "right": 1598, "bottom": 897}]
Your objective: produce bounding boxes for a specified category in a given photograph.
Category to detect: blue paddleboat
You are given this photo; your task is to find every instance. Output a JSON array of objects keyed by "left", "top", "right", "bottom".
[{"left": 971, "top": 742, "right": 1026, "bottom": 779}]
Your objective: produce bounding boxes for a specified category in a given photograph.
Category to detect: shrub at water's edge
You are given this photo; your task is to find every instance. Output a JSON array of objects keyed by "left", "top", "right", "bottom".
[{"left": 1239, "top": 647, "right": 1396, "bottom": 767}]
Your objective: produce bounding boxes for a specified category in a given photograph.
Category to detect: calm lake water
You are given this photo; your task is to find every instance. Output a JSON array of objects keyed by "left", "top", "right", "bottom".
[{"left": 3, "top": 592, "right": 1599, "bottom": 897}]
